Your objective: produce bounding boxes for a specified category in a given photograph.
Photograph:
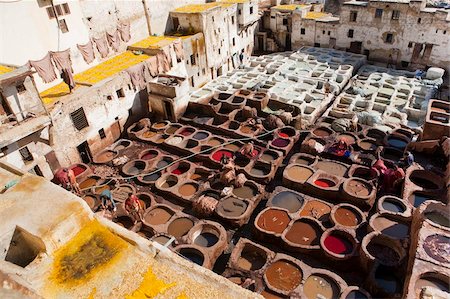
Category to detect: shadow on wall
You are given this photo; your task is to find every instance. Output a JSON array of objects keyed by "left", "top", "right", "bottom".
[
  {"left": 121, "top": 89, "right": 150, "bottom": 135},
  {"left": 324, "top": 0, "right": 344, "bottom": 15}
]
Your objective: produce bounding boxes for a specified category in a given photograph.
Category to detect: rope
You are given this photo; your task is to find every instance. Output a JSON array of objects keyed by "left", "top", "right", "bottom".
[{"left": 81, "top": 127, "right": 282, "bottom": 192}]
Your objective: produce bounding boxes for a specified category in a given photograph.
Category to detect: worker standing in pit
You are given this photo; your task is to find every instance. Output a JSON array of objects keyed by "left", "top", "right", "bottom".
[
  {"left": 100, "top": 189, "right": 117, "bottom": 212},
  {"left": 125, "top": 193, "right": 143, "bottom": 224}
]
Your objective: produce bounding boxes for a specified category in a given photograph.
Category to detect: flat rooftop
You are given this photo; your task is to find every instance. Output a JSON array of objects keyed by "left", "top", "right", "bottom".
[
  {"left": 172, "top": 3, "right": 222, "bottom": 13},
  {"left": 39, "top": 51, "right": 151, "bottom": 105},
  {"left": 272, "top": 4, "right": 309, "bottom": 11},
  {"left": 0, "top": 64, "right": 14, "bottom": 75}
]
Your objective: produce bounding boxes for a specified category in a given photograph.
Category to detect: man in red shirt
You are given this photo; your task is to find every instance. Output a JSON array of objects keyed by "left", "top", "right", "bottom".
[{"left": 125, "top": 193, "right": 143, "bottom": 224}]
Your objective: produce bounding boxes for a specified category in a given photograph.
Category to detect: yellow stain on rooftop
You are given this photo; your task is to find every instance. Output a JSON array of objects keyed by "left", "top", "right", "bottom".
[
  {"left": 125, "top": 267, "right": 175, "bottom": 299},
  {"left": 48, "top": 219, "right": 129, "bottom": 288},
  {"left": 40, "top": 51, "right": 150, "bottom": 105},
  {"left": 0, "top": 64, "right": 14, "bottom": 75},
  {"left": 219, "top": 0, "right": 249, "bottom": 3},
  {"left": 131, "top": 35, "right": 177, "bottom": 49},
  {"left": 304, "top": 11, "right": 329, "bottom": 19},
  {"left": 173, "top": 3, "right": 221, "bottom": 13},
  {"left": 273, "top": 4, "right": 308, "bottom": 11}
]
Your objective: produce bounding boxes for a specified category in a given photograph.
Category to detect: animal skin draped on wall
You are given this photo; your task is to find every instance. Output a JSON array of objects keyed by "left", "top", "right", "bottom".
[{"left": 77, "top": 41, "right": 96, "bottom": 64}]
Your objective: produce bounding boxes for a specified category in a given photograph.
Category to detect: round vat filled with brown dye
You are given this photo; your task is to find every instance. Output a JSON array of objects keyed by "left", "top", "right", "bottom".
[
  {"left": 315, "top": 160, "right": 348, "bottom": 177},
  {"left": 139, "top": 149, "right": 159, "bottom": 161},
  {"left": 93, "top": 149, "right": 118, "bottom": 164},
  {"left": 82, "top": 194, "right": 99, "bottom": 210},
  {"left": 300, "top": 200, "right": 332, "bottom": 222},
  {"left": 260, "top": 150, "right": 279, "bottom": 163},
  {"left": 191, "top": 225, "right": 221, "bottom": 248},
  {"left": 167, "top": 217, "right": 195, "bottom": 238},
  {"left": 157, "top": 175, "right": 178, "bottom": 189},
  {"left": 240, "top": 125, "right": 256, "bottom": 134},
  {"left": 331, "top": 204, "right": 363, "bottom": 227},
  {"left": 152, "top": 234, "right": 173, "bottom": 246},
  {"left": 165, "top": 124, "right": 182, "bottom": 135},
  {"left": 424, "top": 210, "right": 450, "bottom": 228},
  {"left": 79, "top": 176, "right": 100, "bottom": 190},
  {"left": 233, "top": 183, "right": 258, "bottom": 199},
  {"left": 285, "top": 165, "right": 313, "bottom": 183},
  {"left": 371, "top": 215, "right": 409, "bottom": 239},
  {"left": 423, "top": 235, "right": 450, "bottom": 264},
  {"left": 293, "top": 154, "right": 315, "bottom": 165},
  {"left": 415, "top": 273, "right": 450, "bottom": 295},
  {"left": 409, "top": 170, "right": 444, "bottom": 190},
  {"left": 284, "top": 218, "right": 322, "bottom": 247},
  {"left": 344, "top": 178, "right": 372, "bottom": 197},
  {"left": 178, "top": 182, "right": 199, "bottom": 197},
  {"left": 152, "top": 121, "right": 169, "bottom": 130},
  {"left": 256, "top": 208, "right": 290, "bottom": 235},
  {"left": 312, "top": 126, "right": 333, "bottom": 137},
  {"left": 207, "top": 137, "right": 225, "bottom": 147},
  {"left": 144, "top": 206, "right": 175, "bottom": 226},
  {"left": 358, "top": 139, "right": 378, "bottom": 152},
  {"left": 270, "top": 191, "right": 304, "bottom": 213},
  {"left": 250, "top": 162, "right": 271, "bottom": 177},
  {"left": 303, "top": 274, "right": 340, "bottom": 299},
  {"left": 216, "top": 197, "right": 248, "bottom": 218},
  {"left": 264, "top": 260, "right": 302, "bottom": 293},
  {"left": 236, "top": 243, "right": 268, "bottom": 271}
]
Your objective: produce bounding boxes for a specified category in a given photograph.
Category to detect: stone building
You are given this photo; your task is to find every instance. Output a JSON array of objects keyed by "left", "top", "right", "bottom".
[{"left": 290, "top": 0, "right": 450, "bottom": 71}]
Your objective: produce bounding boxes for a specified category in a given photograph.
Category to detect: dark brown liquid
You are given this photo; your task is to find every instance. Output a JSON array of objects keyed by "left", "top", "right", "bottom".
[
  {"left": 265, "top": 260, "right": 302, "bottom": 292},
  {"left": 285, "top": 221, "right": 320, "bottom": 246},
  {"left": 257, "top": 209, "right": 290, "bottom": 234},
  {"left": 167, "top": 218, "right": 194, "bottom": 238},
  {"left": 145, "top": 208, "right": 173, "bottom": 225},
  {"left": 216, "top": 197, "right": 248, "bottom": 217},
  {"left": 334, "top": 207, "right": 360, "bottom": 226}
]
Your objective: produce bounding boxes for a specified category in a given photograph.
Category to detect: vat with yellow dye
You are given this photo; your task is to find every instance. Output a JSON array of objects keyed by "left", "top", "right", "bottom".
[{"left": 49, "top": 219, "right": 129, "bottom": 287}]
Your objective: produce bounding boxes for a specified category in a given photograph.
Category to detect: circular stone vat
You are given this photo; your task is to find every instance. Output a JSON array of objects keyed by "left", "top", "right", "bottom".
[
  {"left": 409, "top": 170, "right": 443, "bottom": 190},
  {"left": 300, "top": 200, "right": 331, "bottom": 221},
  {"left": 233, "top": 183, "right": 258, "bottom": 199},
  {"left": 380, "top": 197, "right": 407, "bottom": 214},
  {"left": 271, "top": 138, "right": 290, "bottom": 148},
  {"left": 343, "top": 288, "right": 370, "bottom": 299},
  {"left": 112, "top": 139, "right": 131, "bottom": 151},
  {"left": 157, "top": 175, "right": 178, "bottom": 189},
  {"left": 82, "top": 194, "right": 99, "bottom": 210},
  {"left": 371, "top": 215, "right": 409, "bottom": 239},
  {"left": 167, "top": 217, "right": 195, "bottom": 238},
  {"left": 303, "top": 274, "right": 339, "bottom": 299},
  {"left": 240, "top": 125, "right": 257, "bottom": 134},
  {"left": 165, "top": 124, "right": 182, "bottom": 134},
  {"left": 93, "top": 179, "right": 116, "bottom": 194},
  {"left": 358, "top": 139, "right": 377, "bottom": 152},
  {"left": 152, "top": 235, "right": 172, "bottom": 246},
  {"left": 312, "top": 126, "right": 333, "bottom": 137},
  {"left": 152, "top": 121, "right": 169, "bottom": 130},
  {"left": 136, "top": 193, "right": 153, "bottom": 209},
  {"left": 144, "top": 206, "right": 174, "bottom": 226},
  {"left": 234, "top": 155, "right": 250, "bottom": 167},
  {"left": 70, "top": 163, "right": 88, "bottom": 177},
  {"left": 256, "top": 208, "right": 290, "bottom": 234},
  {"left": 322, "top": 231, "right": 354, "bottom": 255},
  {"left": 423, "top": 235, "right": 450, "bottom": 264},
  {"left": 424, "top": 210, "right": 450, "bottom": 228},
  {"left": 387, "top": 136, "right": 408, "bottom": 149},
  {"left": 211, "top": 149, "right": 233, "bottom": 162},
  {"left": 344, "top": 178, "right": 372, "bottom": 197},
  {"left": 250, "top": 162, "right": 270, "bottom": 177},
  {"left": 366, "top": 128, "right": 386, "bottom": 142},
  {"left": 179, "top": 127, "right": 195, "bottom": 136},
  {"left": 94, "top": 149, "right": 118, "bottom": 164},
  {"left": 314, "top": 178, "right": 336, "bottom": 188},
  {"left": 178, "top": 182, "right": 199, "bottom": 197},
  {"left": 365, "top": 235, "right": 403, "bottom": 266},
  {"left": 139, "top": 171, "right": 161, "bottom": 184},
  {"left": 224, "top": 143, "right": 240, "bottom": 152},
  {"left": 184, "top": 139, "right": 199, "bottom": 149},
  {"left": 122, "top": 159, "right": 146, "bottom": 176},
  {"left": 260, "top": 150, "right": 279, "bottom": 163},
  {"left": 216, "top": 197, "right": 248, "bottom": 218},
  {"left": 350, "top": 166, "right": 378, "bottom": 181},
  {"left": 192, "top": 225, "right": 220, "bottom": 247},
  {"left": 374, "top": 265, "right": 401, "bottom": 295},
  {"left": 264, "top": 260, "right": 302, "bottom": 292},
  {"left": 79, "top": 175, "right": 100, "bottom": 190},
  {"left": 193, "top": 131, "right": 209, "bottom": 140},
  {"left": 237, "top": 243, "right": 268, "bottom": 271},
  {"left": 285, "top": 218, "right": 322, "bottom": 246},
  {"left": 332, "top": 205, "right": 363, "bottom": 227},
  {"left": 178, "top": 247, "right": 205, "bottom": 266},
  {"left": 139, "top": 149, "right": 158, "bottom": 161},
  {"left": 115, "top": 216, "right": 135, "bottom": 229},
  {"left": 409, "top": 192, "right": 439, "bottom": 208},
  {"left": 286, "top": 165, "right": 313, "bottom": 182},
  {"left": 156, "top": 156, "right": 174, "bottom": 169},
  {"left": 293, "top": 154, "right": 315, "bottom": 165},
  {"left": 140, "top": 131, "right": 156, "bottom": 139},
  {"left": 207, "top": 137, "right": 225, "bottom": 147},
  {"left": 271, "top": 191, "right": 304, "bottom": 213},
  {"left": 315, "top": 161, "right": 348, "bottom": 177},
  {"left": 278, "top": 127, "right": 296, "bottom": 138},
  {"left": 169, "top": 161, "right": 191, "bottom": 175},
  {"left": 381, "top": 147, "right": 403, "bottom": 162},
  {"left": 415, "top": 274, "right": 450, "bottom": 294}
]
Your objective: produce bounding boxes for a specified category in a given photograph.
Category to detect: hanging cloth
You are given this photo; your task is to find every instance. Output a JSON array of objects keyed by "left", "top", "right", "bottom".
[
  {"left": 118, "top": 22, "right": 131, "bottom": 42},
  {"left": 61, "top": 68, "right": 76, "bottom": 91},
  {"left": 93, "top": 34, "right": 110, "bottom": 58},
  {"left": 107, "top": 29, "right": 121, "bottom": 52},
  {"left": 147, "top": 56, "right": 158, "bottom": 77},
  {"left": 173, "top": 39, "right": 184, "bottom": 61},
  {"left": 77, "top": 41, "right": 95, "bottom": 64},
  {"left": 126, "top": 62, "right": 147, "bottom": 90},
  {"left": 156, "top": 51, "right": 170, "bottom": 73},
  {"left": 28, "top": 52, "right": 57, "bottom": 83},
  {"left": 50, "top": 49, "right": 73, "bottom": 73}
]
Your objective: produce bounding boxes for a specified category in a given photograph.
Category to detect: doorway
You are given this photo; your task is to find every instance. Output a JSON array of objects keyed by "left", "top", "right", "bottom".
[
  {"left": 164, "top": 100, "right": 174, "bottom": 121},
  {"left": 77, "top": 141, "right": 92, "bottom": 164},
  {"left": 285, "top": 34, "right": 292, "bottom": 51},
  {"left": 329, "top": 37, "right": 336, "bottom": 49}
]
